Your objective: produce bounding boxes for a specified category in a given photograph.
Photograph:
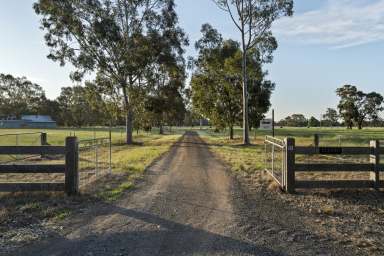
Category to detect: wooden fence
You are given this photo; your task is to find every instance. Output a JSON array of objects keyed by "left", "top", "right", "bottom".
[
  {"left": 266, "top": 137, "right": 384, "bottom": 193},
  {"left": 0, "top": 137, "right": 79, "bottom": 195}
]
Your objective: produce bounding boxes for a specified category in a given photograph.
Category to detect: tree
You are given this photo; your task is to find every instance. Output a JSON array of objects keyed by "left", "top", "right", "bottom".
[
  {"left": 213, "top": 0, "right": 293, "bottom": 144},
  {"left": 308, "top": 116, "right": 320, "bottom": 127},
  {"left": 37, "top": 96, "right": 62, "bottom": 124},
  {"left": 336, "top": 85, "right": 383, "bottom": 129},
  {"left": 57, "top": 86, "right": 105, "bottom": 127},
  {"left": 364, "top": 92, "right": 384, "bottom": 125},
  {"left": 336, "top": 85, "right": 359, "bottom": 129},
  {"left": 0, "top": 74, "right": 45, "bottom": 118},
  {"left": 34, "top": 0, "right": 187, "bottom": 144},
  {"left": 145, "top": 66, "right": 186, "bottom": 134},
  {"left": 322, "top": 108, "right": 339, "bottom": 127},
  {"left": 190, "top": 24, "right": 274, "bottom": 139},
  {"left": 280, "top": 114, "right": 307, "bottom": 127}
]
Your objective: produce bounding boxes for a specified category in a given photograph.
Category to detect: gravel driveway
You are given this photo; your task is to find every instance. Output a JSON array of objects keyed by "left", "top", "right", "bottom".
[{"left": 12, "top": 132, "right": 359, "bottom": 256}]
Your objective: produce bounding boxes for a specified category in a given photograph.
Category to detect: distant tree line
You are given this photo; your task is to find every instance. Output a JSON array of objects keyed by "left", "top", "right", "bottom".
[
  {"left": 0, "top": 73, "right": 187, "bottom": 131},
  {"left": 278, "top": 85, "right": 383, "bottom": 128}
]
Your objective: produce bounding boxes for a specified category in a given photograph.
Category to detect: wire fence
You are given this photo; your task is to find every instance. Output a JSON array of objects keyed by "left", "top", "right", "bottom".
[
  {"left": 0, "top": 131, "right": 112, "bottom": 188},
  {"left": 0, "top": 132, "right": 44, "bottom": 164},
  {"left": 78, "top": 137, "right": 112, "bottom": 187}
]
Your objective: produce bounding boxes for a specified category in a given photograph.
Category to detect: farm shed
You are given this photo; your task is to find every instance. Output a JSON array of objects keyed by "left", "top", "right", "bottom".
[{"left": 0, "top": 115, "right": 57, "bottom": 128}]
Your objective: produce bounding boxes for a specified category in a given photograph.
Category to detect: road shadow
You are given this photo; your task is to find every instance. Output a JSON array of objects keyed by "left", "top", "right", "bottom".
[{"left": 14, "top": 203, "right": 284, "bottom": 256}]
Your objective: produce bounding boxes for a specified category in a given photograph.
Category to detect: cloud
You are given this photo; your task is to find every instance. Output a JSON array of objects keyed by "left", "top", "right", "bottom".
[{"left": 273, "top": 0, "right": 384, "bottom": 48}]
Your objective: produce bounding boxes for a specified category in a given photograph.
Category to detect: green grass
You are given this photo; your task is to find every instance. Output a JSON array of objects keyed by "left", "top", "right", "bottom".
[
  {"left": 0, "top": 127, "right": 177, "bottom": 146},
  {"left": 54, "top": 208, "right": 71, "bottom": 220},
  {"left": 0, "top": 129, "right": 181, "bottom": 236},
  {"left": 99, "top": 134, "right": 181, "bottom": 201},
  {"left": 199, "top": 126, "right": 384, "bottom": 175}
]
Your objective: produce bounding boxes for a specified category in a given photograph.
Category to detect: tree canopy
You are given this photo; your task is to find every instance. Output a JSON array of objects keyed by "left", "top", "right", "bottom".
[
  {"left": 213, "top": 0, "right": 293, "bottom": 144},
  {"left": 34, "top": 0, "right": 188, "bottom": 143},
  {"left": 336, "top": 85, "right": 383, "bottom": 129},
  {"left": 190, "top": 24, "right": 274, "bottom": 139},
  {"left": 0, "top": 74, "right": 45, "bottom": 118}
]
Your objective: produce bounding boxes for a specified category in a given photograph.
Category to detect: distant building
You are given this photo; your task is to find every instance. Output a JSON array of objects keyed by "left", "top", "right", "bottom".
[{"left": 0, "top": 115, "right": 57, "bottom": 128}]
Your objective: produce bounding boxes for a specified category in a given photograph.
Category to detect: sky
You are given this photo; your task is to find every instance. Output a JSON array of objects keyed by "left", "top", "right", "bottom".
[{"left": 1, "top": 0, "right": 384, "bottom": 120}]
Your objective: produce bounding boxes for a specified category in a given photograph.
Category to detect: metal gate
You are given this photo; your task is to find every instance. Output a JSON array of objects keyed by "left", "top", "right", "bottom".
[
  {"left": 78, "top": 136, "right": 112, "bottom": 187},
  {"left": 264, "top": 136, "right": 287, "bottom": 189}
]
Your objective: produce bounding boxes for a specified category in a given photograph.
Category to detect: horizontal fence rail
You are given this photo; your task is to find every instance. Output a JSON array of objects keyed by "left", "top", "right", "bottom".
[
  {"left": 0, "top": 136, "right": 79, "bottom": 195},
  {"left": 0, "top": 164, "right": 65, "bottom": 173},
  {"left": 0, "top": 146, "right": 65, "bottom": 155},
  {"left": 294, "top": 163, "right": 377, "bottom": 172},
  {"left": 265, "top": 136, "right": 383, "bottom": 193},
  {"left": 295, "top": 146, "right": 375, "bottom": 155},
  {"left": 0, "top": 183, "right": 65, "bottom": 192}
]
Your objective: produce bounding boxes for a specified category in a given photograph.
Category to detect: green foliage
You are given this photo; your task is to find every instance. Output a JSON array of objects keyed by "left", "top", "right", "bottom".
[
  {"left": 0, "top": 74, "right": 45, "bottom": 118},
  {"left": 190, "top": 24, "right": 274, "bottom": 139},
  {"left": 34, "top": 0, "right": 188, "bottom": 143},
  {"left": 308, "top": 116, "right": 320, "bottom": 127},
  {"left": 322, "top": 108, "right": 339, "bottom": 127},
  {"left": 336, "top": 85, "right": 384, "bottom": 129},
  {"left": 56, "top": 85, "right": 110, "bottom": 127},
  {"left": 212, "top": 0, "right": 293, "bottom": 144},
  {"left": 279, "top": 114, "right": 307, "bottom": 127}
]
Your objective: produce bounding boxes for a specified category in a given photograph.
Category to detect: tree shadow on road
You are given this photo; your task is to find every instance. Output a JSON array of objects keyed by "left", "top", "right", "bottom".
[{"left": 16, "top": 203, "right": 285, "bottom": 256}]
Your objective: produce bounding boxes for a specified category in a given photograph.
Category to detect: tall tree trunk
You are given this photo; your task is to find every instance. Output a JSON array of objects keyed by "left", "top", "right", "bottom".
[
  {"left": 358, "top": 121, "right": 363, "bottom": 130},
  {"left": 229, "top": 126, "right": 234, "bottom": 140},
  {"left": 122, "top": 81, "right": 133, "bottom": 145},
  {"left": 126, "top": 110, "right": 133, "bottom": 144},
  {"left": 242, "top": 49, "right": 250, "bottom": 145}
]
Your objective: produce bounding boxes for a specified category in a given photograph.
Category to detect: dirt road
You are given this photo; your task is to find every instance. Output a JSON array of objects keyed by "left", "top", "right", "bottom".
[
  {"left": 12, "top": 132, "right": 356, "bottom": 256},
  {"left": 13, "top": 132, "right": 272, "bottom": 255}
]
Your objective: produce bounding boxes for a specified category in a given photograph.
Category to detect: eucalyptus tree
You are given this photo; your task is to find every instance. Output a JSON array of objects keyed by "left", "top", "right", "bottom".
[
  {"left": 144, "top": 57, "right": 187, "bottom": 134},
  {"left": 322, "top": 108, "right": 339, "bottom": 127},
  {"left": 191, "top": 24, "right": 274, "bottom": 139},
  {"left": 212, "top": 0, "right": 293, "bottom": 144},
  {"left": 0, "top": 74, "right": 45, "bottom": 118},
  {"left": 34, "top": 0, "right": 187, "bottom": 144},
  {"left": 336, "top": 85, "right": 383, "bottom": 129}
]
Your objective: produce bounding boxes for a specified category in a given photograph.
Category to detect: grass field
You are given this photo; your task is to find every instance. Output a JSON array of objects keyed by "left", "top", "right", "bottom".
[
  {"left": 0, "top": 128, "right": 181, "bottom": 242},
  {"left": 0, "top": 127, "right": 171, "bottom": 146},
  {"left": 0, "top": 127, "right": 181, "bottom": 189},
  {"left": 198, "top": 127, "right": 384, "bottom": 184}
]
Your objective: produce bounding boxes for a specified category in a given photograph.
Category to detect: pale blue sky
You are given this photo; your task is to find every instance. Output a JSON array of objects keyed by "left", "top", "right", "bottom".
[{"left": 1, "top": 0, "right": 383, "bottom": 120}]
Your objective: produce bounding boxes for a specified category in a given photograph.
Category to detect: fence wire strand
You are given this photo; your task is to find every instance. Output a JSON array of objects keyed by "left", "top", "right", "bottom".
[{"left": 78, "top": 137, "right": 112, "bottom": 187}]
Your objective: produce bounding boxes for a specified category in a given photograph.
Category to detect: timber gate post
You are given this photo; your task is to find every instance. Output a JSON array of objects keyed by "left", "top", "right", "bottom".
[
  {"left": 285, "top": 137, "right": 295, "bottom": 193},
  {"left": 370, "top": 140, "right": 380, "bottom": 190},
  {"left": 40, "top": 133, "right": 48, "bottom": 145},
  {"left": 314, "top": 134, "right": 319, "bottom": 148},
  {"left": 65, "top": 136, "right": 79, "bottom": 196}
]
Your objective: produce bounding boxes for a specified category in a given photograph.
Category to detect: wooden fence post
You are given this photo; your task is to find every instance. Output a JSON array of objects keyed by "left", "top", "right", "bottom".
[
  {"left": 285, "top": 137, "right": 295, "bottom": 193},
  {"left": 65, "top": 137, "right": 79, "bottom": 196},
  {"left": 40, "top": 133, "right": 48, "bottom": 145},
  {"left": 314, "top": 134, "right": 319, "bottom": 148},
  {"left": 370, "top": 140, "right": 380, "bottom": 190}
]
